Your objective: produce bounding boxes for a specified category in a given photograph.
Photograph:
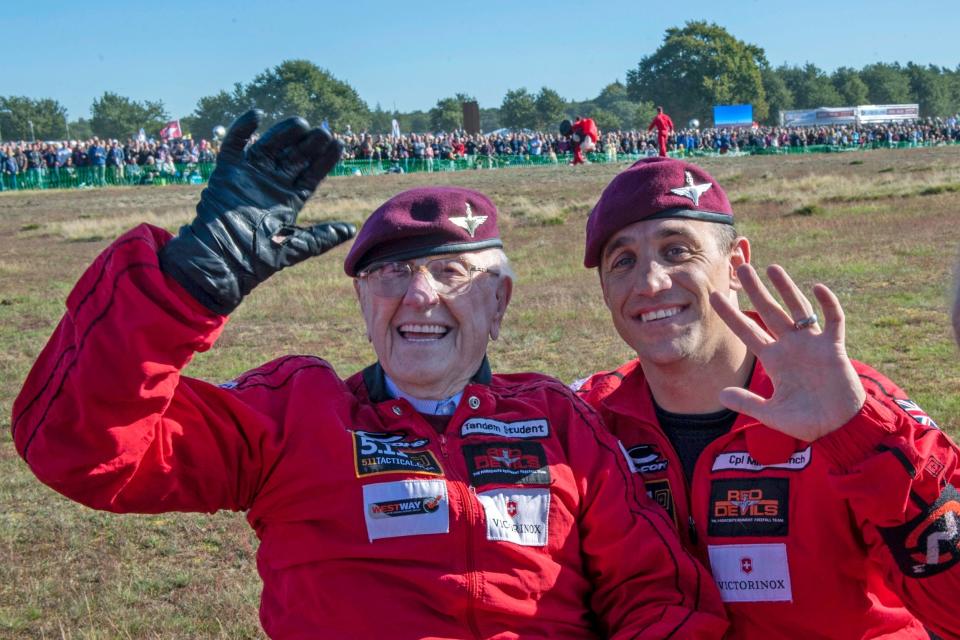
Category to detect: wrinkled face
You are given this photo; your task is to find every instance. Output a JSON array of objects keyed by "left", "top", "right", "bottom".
[
  {"left": 356, "top": 250, "right": 511, "bottom": 398},
  {"left": 599, "top": 218, "right": 748, "bottom": 367}
]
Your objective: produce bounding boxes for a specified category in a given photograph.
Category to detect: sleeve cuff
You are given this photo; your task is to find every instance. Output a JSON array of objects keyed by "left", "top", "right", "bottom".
[{"left": 815, "top": 397, "right": 901, "bottom": 471}]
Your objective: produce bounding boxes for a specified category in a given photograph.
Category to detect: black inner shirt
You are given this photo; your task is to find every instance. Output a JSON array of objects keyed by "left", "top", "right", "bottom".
[{"left": 655, "top": 403, "right": 737, "bottom": 485}]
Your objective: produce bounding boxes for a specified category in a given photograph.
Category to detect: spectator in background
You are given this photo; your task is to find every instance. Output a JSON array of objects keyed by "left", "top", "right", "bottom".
[
  {"left": 107, "top": 140, "right": 125, "bottom": 182},
  {"left": 87, "top": 138, "right": 106, "bottom": 185}
]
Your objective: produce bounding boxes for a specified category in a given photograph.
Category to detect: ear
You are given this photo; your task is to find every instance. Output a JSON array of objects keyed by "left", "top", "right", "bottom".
[
  {"left": 489, "top": 276, "right": 513, "bottom": 341},
  {"left": 727, "top": 236, "right": 751, "bottom": 291},
  {"left": 353, "top": 279, "right": 373, "bottom": 341}
]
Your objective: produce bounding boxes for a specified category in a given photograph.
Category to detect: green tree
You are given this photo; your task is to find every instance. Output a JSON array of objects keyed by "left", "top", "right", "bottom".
[
  {"left": 626, "top": 21, "right": 769, "bottom": 126},
  {"left": 480, "top": 107, "right": 501, "bottom": 132},
  {"left": 590, "top": 108, "right": 620, "bottom": 133},
  {"left": 89, "top": 92, "right": 168, "bottom": 139},
  {"left": 860, "top": 63, "right": 911, "bottom": 105},
  {"left": 370, "top": 103, "right": 395, "bottom": 134},
  {"left": 186, "top": 85, "right": 248, "bottom": 140},
  {"left": 534, "top": 87, "right": 566, "bottom": 130},
  {"left": 777, "top": 64, "right": 842, "bottom": 109},
  {"left": 0, "top": 96, "right": 70, "bottom": 141},
  {"left": 500, "top": 88, "right": 538, "bottom": 130},
  {"left": 906, "top": 63, "right": 952, "bottom": 117},
  {"left": 429, "top": 96, "right": 465, "bottom": 132},
  {"left": 760, "top": 65, "right": 794, "bottom": 124},
  {"left": 831, "top": 67, "right": 869, "bottom": 106},
  {"left": 242, "top": 60, "right": 370, "bottom": 132},
  {"left": 67, "top": 118, "right": 93, "bottom": 141},
  {"left": 396, "top": 110, "right": 430, "bottom": 133}
]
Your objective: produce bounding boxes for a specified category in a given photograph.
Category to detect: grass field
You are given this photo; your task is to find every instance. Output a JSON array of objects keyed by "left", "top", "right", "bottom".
[{"left": 2, "top": 147, "right": 959, "bottom": 638}]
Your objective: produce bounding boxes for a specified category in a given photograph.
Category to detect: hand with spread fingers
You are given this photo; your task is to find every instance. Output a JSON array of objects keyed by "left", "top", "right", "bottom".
[
  {"left": 709, "top": 263, "right": 867, "bottom": 442},
  {"left": 159, "top": 109, "right": 356, "bottom": 315}
]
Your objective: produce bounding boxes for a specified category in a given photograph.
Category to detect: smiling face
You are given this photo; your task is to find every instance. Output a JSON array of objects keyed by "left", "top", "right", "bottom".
[
  {"left": 599, "top": 218, "right": 749, "bottom": 368},
  {"left": 355, "top": 249, "right": 512, "bottom": 400}
]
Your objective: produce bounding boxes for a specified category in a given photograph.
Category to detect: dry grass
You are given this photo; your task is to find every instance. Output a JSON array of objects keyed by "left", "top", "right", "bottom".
[{"left": 2, "top": 145, "right": 959, "bottom": 637}]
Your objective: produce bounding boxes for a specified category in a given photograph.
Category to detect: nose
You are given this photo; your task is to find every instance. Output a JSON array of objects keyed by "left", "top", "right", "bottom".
[
  {"left": 631, "top": 260, "right": 672, "bottom": 297},
  {"left": 402, "top": 268, "right": 440, "bottom": 308}
]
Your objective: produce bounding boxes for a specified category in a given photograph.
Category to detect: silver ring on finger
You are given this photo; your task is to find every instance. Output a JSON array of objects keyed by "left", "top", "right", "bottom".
[{"left": 793, "top": 314, "right": 819, "bottom": 330}]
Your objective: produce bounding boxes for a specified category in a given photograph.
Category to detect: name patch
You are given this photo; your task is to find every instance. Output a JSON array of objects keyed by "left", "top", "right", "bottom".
[
  {"left": 708, "top": 478, "right": 789, "bottom": 537},
  {"left": 363, "top": 479, "right": 449, "bottom": 541},
  {"left": 353, "top": 430, "right": 443, "bottom": 477},
  {"left": 708, "top": 543, "right": 793, "bottom": 602},
  {"left": 460, "top": 418, "right": 549, "bottom": 439},
  {"left": 463, "top": 442, "right": 550, "bottom": 486},
  {"left": 477, "top": 488, "right": 550, "bottom": 546},
  {"left": 711, "top": 446, "right": 812, "bottom": 473}
]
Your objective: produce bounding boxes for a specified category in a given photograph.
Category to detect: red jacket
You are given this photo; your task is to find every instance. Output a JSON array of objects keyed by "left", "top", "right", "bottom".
[
  {"left": 647, "top": 114, "right": 674, "bottom": 136},
  {"left": 12, "top": 224, "right": 727, "bottom": 640},
  {"left": 573, "top": 118, "right": 599, "bottom": 143},
  {"left": 577, "top": 355, "right": 960, "bottom": 639}
]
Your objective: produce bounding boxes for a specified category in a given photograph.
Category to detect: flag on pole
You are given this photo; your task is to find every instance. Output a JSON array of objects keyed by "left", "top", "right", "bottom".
[
  {"left": 391, "top": 118, "right": 401, "bottom": 138},
  {"left": 159, "top": 120, "right": 182, "bottom": 140},
  {"left": 137, "top": 128, "right": 147, "bottom": 143}
]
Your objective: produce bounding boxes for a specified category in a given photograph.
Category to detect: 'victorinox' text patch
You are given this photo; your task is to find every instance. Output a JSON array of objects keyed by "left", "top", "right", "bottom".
[
  {"left": 363, "top": 479, "right": 449, "bottom": 541},
  {"left": 711, "top": 447, "right": 812, "bottom": 473},
  {"left": 463, "top": 442, "right": 550, "bottom": 486},
  {"left": 708, "top": 543, "right": 793, "bottom": 602},
  {"left": 352, "top": 430, "right": 443, "bottom": 477},
  {"left": 708, "top": 478, "right": 790, "bottom": 537},
  {"left": 477, "top": 488, "right": 550, "bottom": 546},
  {"left": 460, "top": 418, "right": 549, "bottom": 439}
]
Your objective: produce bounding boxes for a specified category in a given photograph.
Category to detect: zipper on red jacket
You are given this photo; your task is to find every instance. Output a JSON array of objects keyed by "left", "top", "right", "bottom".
[
  {"left": 458, "top": 481, "right": 483, "bottom": 638},
  {"left": 440, "top": 434, "right": 483, "bottom": 639}
]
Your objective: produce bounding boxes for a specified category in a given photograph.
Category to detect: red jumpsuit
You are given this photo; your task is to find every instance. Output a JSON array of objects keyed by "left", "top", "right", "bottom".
[
  {"left": 577, "top": 350, "right": 960, "bottom": 639},
  {"left": 647, "top": 113, "right": 674, "bottom": 157},
  {"left": 571, "top": 118, "right": 599, "bottom": 165},
  {"left": 12, "top": 224, "right": 728, "bottom": 639}
]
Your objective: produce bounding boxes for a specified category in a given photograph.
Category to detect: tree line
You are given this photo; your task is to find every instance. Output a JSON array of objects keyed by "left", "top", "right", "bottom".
[{"left": 2, "top": 21, "right": 958, "bottom": 141}]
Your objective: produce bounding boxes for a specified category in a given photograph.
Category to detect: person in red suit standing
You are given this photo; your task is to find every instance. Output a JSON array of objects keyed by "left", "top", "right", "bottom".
[{"left": 647, "top": 106, "right": 674, "bottom": 157}]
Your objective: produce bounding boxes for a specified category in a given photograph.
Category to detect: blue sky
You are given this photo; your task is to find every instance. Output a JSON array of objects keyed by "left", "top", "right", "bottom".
[{"left": 4, "top": 0, "right": 955, "bottom": 121}]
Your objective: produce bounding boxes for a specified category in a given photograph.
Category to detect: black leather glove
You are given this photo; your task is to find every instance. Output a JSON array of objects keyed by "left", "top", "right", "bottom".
[{"left": 159, "top": 109, "right": 356, "bottom": 315}]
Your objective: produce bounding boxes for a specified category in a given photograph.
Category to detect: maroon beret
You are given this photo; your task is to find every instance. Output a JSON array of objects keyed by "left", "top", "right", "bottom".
[
  {"left": 344, "top": 187, "right": 502, "bottom": 276},
  {"left": 583, "top": 157, "right": 734, "bottom": 268}
]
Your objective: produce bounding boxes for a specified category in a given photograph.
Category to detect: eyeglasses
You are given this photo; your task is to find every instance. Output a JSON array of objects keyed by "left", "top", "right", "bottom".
[{"left": 357, "top": 257, "right": 497, "bottom": 298}]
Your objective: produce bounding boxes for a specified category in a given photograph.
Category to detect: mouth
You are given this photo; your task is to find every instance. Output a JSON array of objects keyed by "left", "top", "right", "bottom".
[
  {"left": 397, "top": 323, "right": 451, "bottom": 341},
  {"left": 637, "top": 305, "right": 685, "bottom": 323}
]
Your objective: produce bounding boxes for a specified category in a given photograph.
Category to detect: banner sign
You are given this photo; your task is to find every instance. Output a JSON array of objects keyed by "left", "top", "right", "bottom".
[
  {"left": 782, "top": 104, "right": 919, "bottom": 127},
  {"left": 857, "top": 104, "right": 919, "bottom": 124},
  {"left": 714, "top": 104, "right": 753, "bottom": 127}
]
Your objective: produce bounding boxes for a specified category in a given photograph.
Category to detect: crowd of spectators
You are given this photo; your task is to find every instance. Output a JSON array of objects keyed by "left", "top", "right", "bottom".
[
  {"left": 2, "top": 116, "right": 958, "bottom": 188},
  {"left": 333, "top": 117, "right": 960, "bottom": 167},
  {"left": 0, "top": 136, "right": 217, "bottom": 189}
]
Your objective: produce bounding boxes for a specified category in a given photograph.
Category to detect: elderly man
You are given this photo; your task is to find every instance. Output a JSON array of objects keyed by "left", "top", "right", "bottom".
[
  {"left": 575, "top": 157, "right": 960, "bottom": 639},
  {"left": 12, "top": 112, "right": 727, "bottom": 639}
]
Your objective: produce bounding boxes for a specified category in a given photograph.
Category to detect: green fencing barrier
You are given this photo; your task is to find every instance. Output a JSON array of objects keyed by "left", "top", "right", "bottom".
[
  {"left": 1, "top": 139, "right": 956, "bottom": 192},
  {"left": 0, "top": 162, "right": 215, "bottom": 191}
]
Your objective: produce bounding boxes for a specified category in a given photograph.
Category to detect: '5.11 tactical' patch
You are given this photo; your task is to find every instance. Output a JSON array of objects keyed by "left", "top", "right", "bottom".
[
  {"left": 352, "top": 430, "right": 443, "bottom": 477},
  {"left": 879, "top": 484, "right": 960, "bottom": 578}
]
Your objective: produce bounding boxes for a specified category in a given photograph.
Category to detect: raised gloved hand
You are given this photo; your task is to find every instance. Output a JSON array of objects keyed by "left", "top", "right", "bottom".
[{"left": 159, "top": 109, "right": 356, "bottom": 315}]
